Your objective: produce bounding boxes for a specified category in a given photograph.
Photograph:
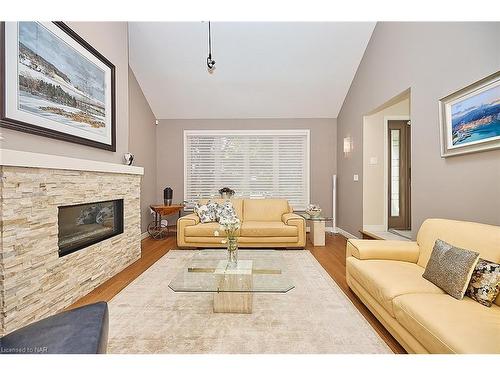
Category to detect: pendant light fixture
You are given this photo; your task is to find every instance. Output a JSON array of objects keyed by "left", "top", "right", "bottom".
[{"left": 206, "top": 21, "right": 216, "bottom": 73}]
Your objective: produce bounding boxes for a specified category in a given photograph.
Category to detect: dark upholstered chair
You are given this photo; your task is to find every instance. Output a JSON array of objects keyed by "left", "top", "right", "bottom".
[{"left": 0, "top": 302, "right": 109, "bottom": 354}]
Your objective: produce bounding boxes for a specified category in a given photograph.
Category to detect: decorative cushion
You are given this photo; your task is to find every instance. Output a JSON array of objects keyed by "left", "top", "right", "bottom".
[
  {"left": 422, "top": 239, "right": 480, "bottom": 300},
  {"left": 194, "top": 201, "right": 218, "bottom": 223},
  {"left": 466, "top": 258, "right": 500, "bottom": 307},
  {"left": 216, "top": 200, "right": 238, "bottom": 223}
]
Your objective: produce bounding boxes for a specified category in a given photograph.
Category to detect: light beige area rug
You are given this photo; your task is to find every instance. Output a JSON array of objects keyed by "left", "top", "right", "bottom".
[{"left": 107, "top": 250, "right": 391, "bottom": 354}]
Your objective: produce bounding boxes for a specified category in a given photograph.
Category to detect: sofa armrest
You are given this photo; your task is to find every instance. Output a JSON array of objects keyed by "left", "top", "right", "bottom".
[
  {"left": 281, "top": 213, "right": 306, "bottom": 247},
  {"left": 177, "top": 213, "right": 200, "bottom": 248},
  {"left": 346, "top": 239, "right": 420, "bottom": 263},
  {"left": 282, "top": 213, "right": 303, "bottom": 225},
  {"left": 178, "top": 213, "right": 200, "bottom": 226}
]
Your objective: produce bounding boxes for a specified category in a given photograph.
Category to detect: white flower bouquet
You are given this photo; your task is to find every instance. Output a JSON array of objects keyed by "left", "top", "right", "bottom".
[
  {"left": 214, "top": 217, "right": 240, "bottom": 265},
  {"left": 214, "top": 217, "right": 241, "bottom": 242}
]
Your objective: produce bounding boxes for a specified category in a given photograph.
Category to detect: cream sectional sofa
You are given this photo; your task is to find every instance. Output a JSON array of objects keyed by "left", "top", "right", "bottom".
[
  {"left": 177, "top": 198, "right": 306, "bottom": 248},
  {"left": 346, "top": 218, "right": 500, "bottom": 354}
]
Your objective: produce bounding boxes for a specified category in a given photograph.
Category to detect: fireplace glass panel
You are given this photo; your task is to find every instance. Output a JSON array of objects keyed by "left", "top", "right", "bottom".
[{"left": 58, "top": 199, "right": 124, "bottom": 257}]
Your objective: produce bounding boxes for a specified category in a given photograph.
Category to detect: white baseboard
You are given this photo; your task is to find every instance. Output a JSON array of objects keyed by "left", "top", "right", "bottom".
[
  {"left": 363, "top": 224, "right": 386, "bottom": 232},
  {"left": 141, "top": 231, "right": 149, "bottom": 240},
  {"left": 335, "top": 227, "right": 359, "bottom": 239}
]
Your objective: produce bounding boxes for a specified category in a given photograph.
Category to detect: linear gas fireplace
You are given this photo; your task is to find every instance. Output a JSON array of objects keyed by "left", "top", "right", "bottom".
[{"left": 58, "top": 199, "right": 124, "bottom": 257}]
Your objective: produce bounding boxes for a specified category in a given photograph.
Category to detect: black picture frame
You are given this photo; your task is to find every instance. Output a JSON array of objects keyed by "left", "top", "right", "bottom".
[{"left": 0, "top": 22, "right": 116, "bottom": 151}]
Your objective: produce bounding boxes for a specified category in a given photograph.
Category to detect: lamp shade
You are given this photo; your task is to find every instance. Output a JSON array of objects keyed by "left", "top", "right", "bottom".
[{"left": 343, "top": 137, "right": 352, "bottom": 154}]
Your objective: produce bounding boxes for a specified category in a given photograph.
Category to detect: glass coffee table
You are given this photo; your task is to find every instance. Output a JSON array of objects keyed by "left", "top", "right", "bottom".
[
  {"left": 297, "top": 213, "right": 334, "bottom": 246},
  {"left": 169, "top": 250, "right": 294, "bottom": 314}
]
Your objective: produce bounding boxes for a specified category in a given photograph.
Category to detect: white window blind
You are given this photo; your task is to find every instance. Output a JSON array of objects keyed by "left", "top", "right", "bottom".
[{"left": 184, "top": 130, "right": 310, "bottom": 210}]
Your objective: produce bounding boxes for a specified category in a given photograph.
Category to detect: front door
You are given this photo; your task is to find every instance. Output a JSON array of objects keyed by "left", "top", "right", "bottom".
[{"left": 388, "top": 120, "right": 411, "bottom": 230}]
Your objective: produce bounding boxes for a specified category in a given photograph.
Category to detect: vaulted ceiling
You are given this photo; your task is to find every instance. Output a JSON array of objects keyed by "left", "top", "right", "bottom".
[{"left": 128, "top": 22, "right": 375, "bottom": 119}]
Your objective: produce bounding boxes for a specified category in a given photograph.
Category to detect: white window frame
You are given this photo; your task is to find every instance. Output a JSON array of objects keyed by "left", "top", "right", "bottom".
[{"left": 183, "top": 129, "right": 311, "bottom": 210}]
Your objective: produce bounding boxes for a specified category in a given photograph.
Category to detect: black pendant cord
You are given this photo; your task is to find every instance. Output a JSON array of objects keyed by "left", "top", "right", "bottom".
[
  {"left": 208, "top": 21, "right": 212, "bottom": 60},
  {"left": 206, "top": 21, "right": 215, "bottom": 71}
]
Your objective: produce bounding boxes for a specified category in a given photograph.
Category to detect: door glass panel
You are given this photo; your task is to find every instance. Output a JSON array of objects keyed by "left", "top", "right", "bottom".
[{"left": 390, "top": 129, "right": 400, "bottom": 217}]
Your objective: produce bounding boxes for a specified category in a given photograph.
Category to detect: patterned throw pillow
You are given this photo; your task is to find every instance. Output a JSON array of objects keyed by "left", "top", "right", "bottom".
[
  {"left": 466, "top": 258, "right": 500, "bottom": 307},
  {"left": 422, "top": 239, "right": 480, "bottom": 300},
  {"left": 216, "top": 201, "right": 238, "bottom": 223},
  {"left": 194, "top": 201, "right": 218, "bottom": 223}
]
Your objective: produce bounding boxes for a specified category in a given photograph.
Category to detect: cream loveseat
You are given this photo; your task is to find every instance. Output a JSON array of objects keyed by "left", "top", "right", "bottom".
[
  {"left": 346, "top": 218, "right": 500, "bottom": 354},
  {"left": 177, "top": 198, "right": 305, "bottom": 248}
]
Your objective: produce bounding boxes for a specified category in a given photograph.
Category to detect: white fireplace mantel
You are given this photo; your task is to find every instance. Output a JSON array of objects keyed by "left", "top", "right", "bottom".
[{"left": 0, "top": 149, "right": 144, "bottom": 175}]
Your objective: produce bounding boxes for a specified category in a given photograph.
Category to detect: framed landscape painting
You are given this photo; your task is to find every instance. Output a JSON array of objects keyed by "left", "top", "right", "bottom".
[
  {"left": 0, "top": 22, "right": 116, "bottom": 151},
  {"left": 439, "top": 71, "right": 500, "bottom": 157}
]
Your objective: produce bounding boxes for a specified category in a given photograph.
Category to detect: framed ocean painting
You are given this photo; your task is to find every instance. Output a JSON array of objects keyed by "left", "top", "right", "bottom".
[
  {"left": 439, "top": 71, "right": 500, "bottom": 157},
  {"left": 1, "top": 22, "right": 116, "bottom": 151}
]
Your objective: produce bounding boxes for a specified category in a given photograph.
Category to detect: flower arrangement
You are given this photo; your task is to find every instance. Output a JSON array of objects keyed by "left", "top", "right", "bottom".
[
  {"left": 214, "top": 217, "right": 240, "bottom": 266},
  {"left": 216, "top": 217, "right": 240, "bottom": 237},
  {"left": 305, "top": 203, "right": 322, "bottom": 217}
]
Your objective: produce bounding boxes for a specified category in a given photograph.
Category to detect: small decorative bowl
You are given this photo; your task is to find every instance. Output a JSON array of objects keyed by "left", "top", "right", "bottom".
[{"left": 306, "top": 209, "right": 322, "bottom": 218}]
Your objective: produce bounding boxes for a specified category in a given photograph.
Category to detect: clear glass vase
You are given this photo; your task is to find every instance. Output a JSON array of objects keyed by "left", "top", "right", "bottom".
[{"left": 226, "top": 237, "right": 238, "bottom": 268}]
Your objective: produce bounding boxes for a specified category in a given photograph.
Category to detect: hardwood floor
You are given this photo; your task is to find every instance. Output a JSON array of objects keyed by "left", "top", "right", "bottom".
[
  {"left": 67, "top": 236, "right": 176, "bottom": 310},
  {"left": 68, "top": 232, "right": 406, "bottom": 354}
]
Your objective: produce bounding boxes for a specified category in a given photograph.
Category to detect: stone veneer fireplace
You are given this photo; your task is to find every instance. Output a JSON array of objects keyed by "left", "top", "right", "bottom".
[{"left": 0, "top": 150, "right": 143, "bottom": 335}]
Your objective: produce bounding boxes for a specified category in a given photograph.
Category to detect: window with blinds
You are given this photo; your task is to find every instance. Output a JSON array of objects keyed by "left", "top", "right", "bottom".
[{"left": 184, "top": 130, "right": 310, "bottom": 210}]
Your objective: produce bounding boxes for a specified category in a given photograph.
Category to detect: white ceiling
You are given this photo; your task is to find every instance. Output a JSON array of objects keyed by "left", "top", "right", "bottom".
[{"left": 128, "top": 22, "right": 375, "bottom": 119}]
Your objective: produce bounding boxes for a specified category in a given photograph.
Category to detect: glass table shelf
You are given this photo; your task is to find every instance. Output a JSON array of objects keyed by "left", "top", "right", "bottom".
[
  {"left": 297, "top": 212, "right": 334, "bottom": 222},
  {"left": 168, "top": 249, "right": 294, "bottom": 294}
]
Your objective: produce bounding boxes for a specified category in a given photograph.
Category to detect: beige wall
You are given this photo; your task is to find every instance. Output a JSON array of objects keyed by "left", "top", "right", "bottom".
[
  {"left": 0, "top": 22, "right": 130, "bottom": 164},
  {"left": 337, "top": 22, "right": 500, "bottom": 238},
  {"left": 156, "top": 118, "right": 337, "bottom": 219},
  {"left": 363, "top": 97, "right": 410, "bottom": 229},
  {"left": 128, "top": 68, "right": 157, "bottom": 232}
]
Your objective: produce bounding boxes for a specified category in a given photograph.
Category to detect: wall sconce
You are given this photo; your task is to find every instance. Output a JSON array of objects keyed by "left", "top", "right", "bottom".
[{"left": 343, "top": 137, "right": 352, "bottom": 156}]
